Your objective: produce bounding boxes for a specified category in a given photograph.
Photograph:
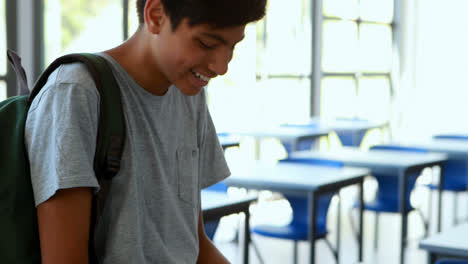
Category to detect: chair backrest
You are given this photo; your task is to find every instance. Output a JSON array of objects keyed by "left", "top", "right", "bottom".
[
  {"left": 279, "top": 158, "right": 343, "bottom": 226},
  {"left": 285, "top": 194, "right": 334, "bottom": 226},
  {"left": 369, "top": 145, "right": 427, "bottom": 204},
  {"left": 442, "top": 159, "right": 468, "bottom": 188},
  {"left": 433, "top": 135, "right": 468, "bottom": 188},
  {"left": 279, "top": 123, "right": 319, "bottom": 153},
  {"left": 335, "top": 118, "right": 369, "bottom": 147}
]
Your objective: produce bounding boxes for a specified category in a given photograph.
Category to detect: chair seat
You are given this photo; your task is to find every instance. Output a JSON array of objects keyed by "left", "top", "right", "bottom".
[
  {"left": 253, "top": 220, "right": 327, "bottom": 241},
  {"left": 354, "top": 198, "right": 414, "bottom": 213}
]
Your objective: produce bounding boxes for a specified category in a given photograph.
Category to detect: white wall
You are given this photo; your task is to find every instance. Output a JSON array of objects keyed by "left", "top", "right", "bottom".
[{"left": 395, "top": 0, "right": 468, "bottom": 141}]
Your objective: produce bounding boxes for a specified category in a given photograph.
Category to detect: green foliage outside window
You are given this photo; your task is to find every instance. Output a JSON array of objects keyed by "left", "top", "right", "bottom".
[{"left": 56, "top": 0, "right": 109, "bottom": 48}]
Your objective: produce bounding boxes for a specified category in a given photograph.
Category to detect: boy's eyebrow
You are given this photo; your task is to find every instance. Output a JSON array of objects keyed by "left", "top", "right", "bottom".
[{"left": 201, "top": 33, "right": 245, "bottom": 46}]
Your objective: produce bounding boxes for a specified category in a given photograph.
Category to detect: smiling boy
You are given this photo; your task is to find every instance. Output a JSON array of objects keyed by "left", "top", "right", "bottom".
[{"left": 24, "top": 0, "right": 266, "bottom": 263}]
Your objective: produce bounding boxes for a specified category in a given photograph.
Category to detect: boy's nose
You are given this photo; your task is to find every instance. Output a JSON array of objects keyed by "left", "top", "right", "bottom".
[{"left": 208, "top": 50, "right": 232, "bottom": 76}]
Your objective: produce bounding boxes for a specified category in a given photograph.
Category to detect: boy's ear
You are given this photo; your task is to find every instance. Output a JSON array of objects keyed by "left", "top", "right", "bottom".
[{"left": 144, "top": 0, "right": 166, "bottom": 34}]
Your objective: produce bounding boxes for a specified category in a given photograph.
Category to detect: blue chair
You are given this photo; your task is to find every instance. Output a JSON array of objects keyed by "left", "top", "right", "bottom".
[
  {"left": 203, "top": 183, "right": 229, "bottom": 240},
  {"left": 436, "top": 259, "right": 468, "bottom": 264},
  {"left": 279, "top": 123, "right": 320, "bottom": 154},
  {"left": 252, "top": 158, "right": 342, "bottom": 264},
  {"left": 424, "top": 159, "right": 468, "bottom": 226},
  {"left": 350, "top": 145, "right": 428, "bottom": 249},
  {"left": 203, "top": 134, "right": 236, "bottom": 240},
  {"left": 334, "top": 118, "right": 370, "bottom": 147},
  {"left": 428, "top": 134, "right": 468, "bottom": 225}
]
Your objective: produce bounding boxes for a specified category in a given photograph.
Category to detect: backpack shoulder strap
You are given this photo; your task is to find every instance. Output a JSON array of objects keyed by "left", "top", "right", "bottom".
[
  {"left": 7, "top": 49, "right": 30, "bottom": 96},
  {"left": 29, "top": 53, "right": 126, "bottom": 180}
]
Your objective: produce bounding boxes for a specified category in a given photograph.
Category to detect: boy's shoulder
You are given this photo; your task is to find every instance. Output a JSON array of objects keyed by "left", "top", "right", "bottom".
[
  {"left": 32, "top": 60, "right": 100, "bottom": 102},
  {"left": 53, "top": 61, "right": 96, "bottom": 88},
  {"left": 28, "top": 61, "right": 100, "bottom": 113}
]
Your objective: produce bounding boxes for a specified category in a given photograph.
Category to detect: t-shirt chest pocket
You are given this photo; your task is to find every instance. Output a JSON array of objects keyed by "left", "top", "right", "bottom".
[{"left": 176, "top": 147, "right": 199, "bottom": 205}]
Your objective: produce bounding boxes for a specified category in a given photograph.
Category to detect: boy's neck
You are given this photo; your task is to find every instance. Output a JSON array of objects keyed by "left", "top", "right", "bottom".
[{"left": 104, "top": 30, "right": 171, "bottom": 96}]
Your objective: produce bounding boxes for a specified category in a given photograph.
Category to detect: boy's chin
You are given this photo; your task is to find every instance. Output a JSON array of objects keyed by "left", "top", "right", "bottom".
[{"left": 177, "top": 84, "right": 204, "bottom": 96}]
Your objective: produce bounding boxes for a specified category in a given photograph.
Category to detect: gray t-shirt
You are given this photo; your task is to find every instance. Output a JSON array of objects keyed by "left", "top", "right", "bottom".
[{"left": 25, "top": 53, "right": 230, "bottom": 263}]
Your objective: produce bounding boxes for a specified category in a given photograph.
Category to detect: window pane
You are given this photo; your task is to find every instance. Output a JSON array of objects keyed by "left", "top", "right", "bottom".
[
  {"left": 359, "top": 23, "right": 392, "bottom": 72},
  {"left": 44, "top": 0, "right": 123, "bottom": 65},
  {"left": 357, "top": 77, "right": 391, "bottom": 122},
  {"left": 254, "top": 78, "right": 311, "bottom": 126},
  {"left": 323, "top": 0, "right": 359, "bottom": 20},
  {"left": 322, "top": 20, "right": 358, "bottom": 72},
  {"left": 0, "top": 80, "right": 6, "bottom": 101},
  {"left": 360, "top": 0, "right": 394, "bottom": 23},
  {"left": 321, "top": 77, "right": 357, "bottom": 119},
  {"left": 261, "top": 0, "right": 311, "bottom": 75},
  {"left": 210, "top": 78, "right": 311, "bottom": 132},
  {"left": 0, "top": 0, "right": 6, "bottom": 75}
]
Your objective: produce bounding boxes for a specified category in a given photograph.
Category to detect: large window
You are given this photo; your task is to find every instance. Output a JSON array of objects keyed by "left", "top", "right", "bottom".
[
  {"left": 320, "top": 0, "right": 394, "bottom": 122},
  {"left": 44, "top": 0, "right": 125, "bottom": 66},
  {"left": 0, "top": 0, "right": 6, "bottom": 101}
]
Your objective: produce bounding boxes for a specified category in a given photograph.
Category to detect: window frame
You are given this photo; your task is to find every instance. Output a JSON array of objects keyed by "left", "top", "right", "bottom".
[
  {"left": 4, "top": 0, "right": 17, "bottom": 97},
  {"left": 315, "top": 0, "right": 401, "bottom": 120}
]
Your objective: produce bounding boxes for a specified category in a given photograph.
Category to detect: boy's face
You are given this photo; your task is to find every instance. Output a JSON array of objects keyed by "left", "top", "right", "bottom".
[{"left": 153, "top": 17, "right": 246, "bottom": 96}]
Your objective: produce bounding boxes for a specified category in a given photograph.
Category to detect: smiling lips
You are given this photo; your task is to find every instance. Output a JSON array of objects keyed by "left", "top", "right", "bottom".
[{"left": 192, "top": 70, "right": 211, "bottom": 82}]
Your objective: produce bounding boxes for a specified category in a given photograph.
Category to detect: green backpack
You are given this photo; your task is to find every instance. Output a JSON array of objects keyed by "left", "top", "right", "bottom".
[{"left": 0, "top": 49, "right": 126, "bottom": 263}]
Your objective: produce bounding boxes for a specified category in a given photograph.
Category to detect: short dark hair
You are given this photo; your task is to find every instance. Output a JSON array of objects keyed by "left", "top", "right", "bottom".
[{"left": 136, "top": 0, "right": 267, "bottom": 30}]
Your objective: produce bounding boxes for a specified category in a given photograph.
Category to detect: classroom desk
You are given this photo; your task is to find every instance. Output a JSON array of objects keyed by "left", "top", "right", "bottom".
[
  {"left": 419, "top": 222, "right": 468, "bottom": 264},
  {"left": 286, "top": 118, "right": 388, "bottom": 147},
  {"left": 290, "top": 147, "right": 448, "bottom": 264},
  {"left": 391, "top": 139, "right": 468, "bottom": 160},
  {"left": 218, "top": 134, "right": 241, "bottom": 150},
  {"left": 226, "top": 126, "right": 331, "bottom": 158},
  {"left": 223, "top": 161, "right": 369, "bottom": 264},
  {"left": 201, "top": 190, "right": 257, "bottom": 264}
]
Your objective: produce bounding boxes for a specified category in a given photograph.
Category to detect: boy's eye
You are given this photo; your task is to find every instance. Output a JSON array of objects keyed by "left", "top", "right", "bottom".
[{"left": 198, "top": 40, "right": 216, "bottom": 50}]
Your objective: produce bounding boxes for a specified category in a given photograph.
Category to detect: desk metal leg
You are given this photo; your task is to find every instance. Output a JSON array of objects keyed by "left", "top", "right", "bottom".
[
  {"left": 437, "top": 165, "right": 444, "bottom": 232},
  {"left": 428, "top": 252, "right": 436, "bottom": 264},
  {"left": 243, "top": 209, "right": 250, "bottom": 264},
  {"left": 358, "top": 179, "right": 364, "bottom": 262},
  {"left": 336, "top": 192, "right": 341, "bottom": 264},
  {"left": 308, "top": 192, "right": 317, "bottom": 264},
  {"left": 399, "top": 170, "right": 408, "bottom": 264}
]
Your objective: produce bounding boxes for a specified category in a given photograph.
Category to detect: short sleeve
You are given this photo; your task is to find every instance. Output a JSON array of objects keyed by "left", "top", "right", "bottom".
[
  {"left": 25, "top": 64, "right": 101, "bottom": 206},
  {"left": 198, "top": 103, "right": 231, "bottom": 189}
]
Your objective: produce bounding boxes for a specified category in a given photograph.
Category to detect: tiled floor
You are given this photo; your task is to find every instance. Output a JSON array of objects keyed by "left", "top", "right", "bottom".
[{"left": 212, "top": 186, "right": 467, "bottom": 264}]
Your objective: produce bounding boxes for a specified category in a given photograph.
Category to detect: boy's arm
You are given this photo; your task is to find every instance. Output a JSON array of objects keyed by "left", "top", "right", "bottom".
[
  {"left": 197, "top": 207, "right": 230, "bottom": 264},
  {"left": 37, "top": 187, "right": 93, "bottom": 264}
]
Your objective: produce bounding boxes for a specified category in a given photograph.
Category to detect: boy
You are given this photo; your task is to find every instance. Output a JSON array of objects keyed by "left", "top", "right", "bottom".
[{"left": 24, "top": 0, "right": 266, "bottom": 263}]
